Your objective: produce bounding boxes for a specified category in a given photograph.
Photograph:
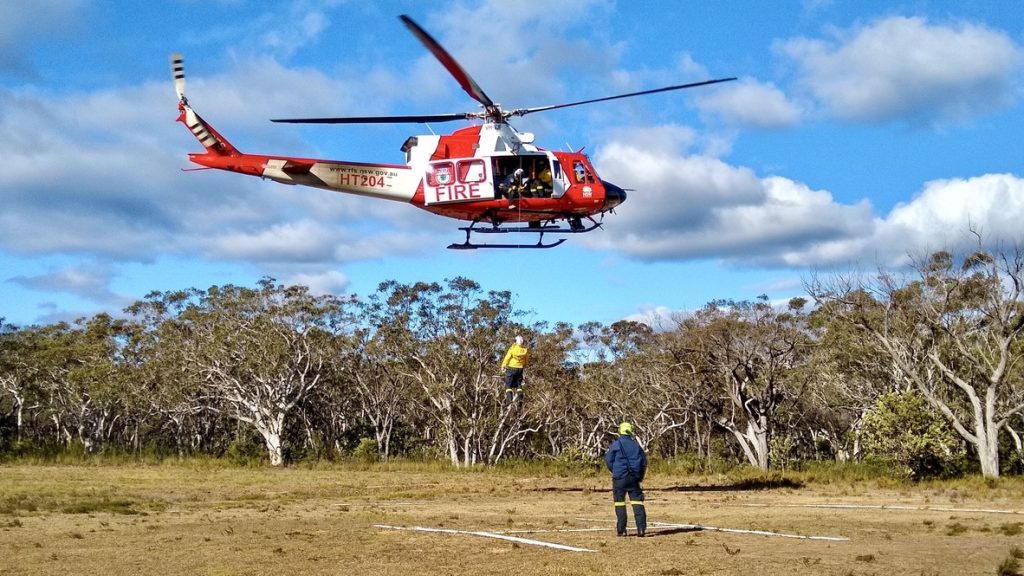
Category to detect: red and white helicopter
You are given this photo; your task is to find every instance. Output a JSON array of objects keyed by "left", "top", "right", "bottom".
[{"left": 173, "top": 15, "right": 734, "bottom": 249}]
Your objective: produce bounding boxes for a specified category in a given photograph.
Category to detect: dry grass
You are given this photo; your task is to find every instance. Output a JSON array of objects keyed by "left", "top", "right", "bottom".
[{"left": 1, "top": 463, "right": 1022, "bottom": 575}]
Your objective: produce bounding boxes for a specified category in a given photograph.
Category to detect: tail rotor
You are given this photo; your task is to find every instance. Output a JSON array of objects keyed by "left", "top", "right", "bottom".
[
  {"left": 170, "top": 53, "right": 187, "bottom": 104},
  {"left": 169, "top": 52, "right": 237, "bottom": 155}
]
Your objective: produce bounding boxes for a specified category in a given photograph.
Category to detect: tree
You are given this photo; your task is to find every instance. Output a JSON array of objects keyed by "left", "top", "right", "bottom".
[
  {"left": 14, "top": 315, "right": 131, "bottom": 451},
  {"left": 377, "top": 278, "right": 535, "bottom": 466},
  {"left": 804, "top": 301, "right": 911, "bottom": 461},
  {"left": 124, "top": 291, "right": 221, "bottom": 457},
  {"left": 349, "top": 294, "right": 425, "bottom": 461},
  {"left": 675, "top": 296, "right": 813, "bottom": 470},
  {"left": 810, "top": 246, "right": 1024, "bottom": 478},
  {"left": 128, "top": 279, "right": 352, "bottom": 466},
  {"left": 0, "top": 322, "right": 35, "bottom": 445}
]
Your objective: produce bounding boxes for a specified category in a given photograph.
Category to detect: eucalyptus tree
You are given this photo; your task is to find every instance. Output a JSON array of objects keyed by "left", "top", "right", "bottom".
[
  {"left": 124, "top": 290, "right": 224, "bottom": 456},
  {"left": 802, "top": 302, "right": 910, "bottom": 461},
  {"left": 509, "top": 321, "right": 583, "bottom": 458},
  {"left": 376, "top": 277, "right": 534, "bottom": 466},
  {"left": 349, "top": 292, "right": 427, "bottom": 460},
  {"left": 572, "top": 320, "right": 698, "bottom": 458},
  {"left": 12, "top": 315, "right": 130, "bottom": 451},
  {"left": 131, "top": 279, "right": 353, "bottom": 466},
  {"left": 575, "top": 321, "right": 658, "bottom": 456},
  {"left": 1, "top": 321, "right": 33, "bottom": 444},
  {"left": 809, "top": 247, "right": 1024, "bottom": 478},
  {"left": 675, "top": 297, "right": 814, "bottom": 470}
]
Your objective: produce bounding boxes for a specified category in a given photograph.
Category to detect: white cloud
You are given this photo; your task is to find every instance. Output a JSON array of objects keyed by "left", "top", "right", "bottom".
[
  {"left": 586, "top": 133, "right": 876, "bottom": 264},
  {"left": 589, "top": 138, "right": 767, "bottom": 231},
  {"left": 208, "top": 220, "right": 340, "bottom": 263},
  {"left": 284, "top": 270, "right": 350, "bottom": 296},
  {"left": 866, "top": 173, "right": 1024, "bottom": 266},
  {"left": 425, "top": 0, "right": 616, "bottom": 107},
  {"left": 777, "top": 16, "right": 1023, "bottom": 123},
  {"left": 590, "top": 129, "right": 1024, "bottom": 267},
  {"left": 622, "top": 305, "right": 686, "bottom": 331},
  {"left": 0, "top": 50, "right": 463, "bottom": 317},
  {"left": 7, "top": 263, "right": 130, "bottom": 307},
  {"left": 694, "top": 78, "right": 802, "bottom": 129},
  {"left": 258, "top": 11, "right": 328, "bottom": 57}
]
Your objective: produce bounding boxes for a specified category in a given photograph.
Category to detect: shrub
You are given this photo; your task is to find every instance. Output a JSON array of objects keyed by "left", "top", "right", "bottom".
[
  {"left": 352, "top": 438, "right": 379, "bottom": 463},
  {"left": 861, "top": 391, "right": 965, "bottom": 480}
]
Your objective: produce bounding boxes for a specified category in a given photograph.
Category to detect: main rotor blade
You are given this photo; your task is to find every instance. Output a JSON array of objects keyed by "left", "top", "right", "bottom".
[
  {"left": 400, "top": 14, "right": 495, "bottom": 109},
  {"left": 271, "top": 113, "right": 474, "bottom": 125},
  {"left": 510, "top": 77, "right": 738, "bottom": 117}
]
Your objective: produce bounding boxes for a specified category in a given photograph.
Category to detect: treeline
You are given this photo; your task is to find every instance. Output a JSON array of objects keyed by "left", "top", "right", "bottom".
[{"left": 2, "top": 248, "right": 1023, "bottom": 478}]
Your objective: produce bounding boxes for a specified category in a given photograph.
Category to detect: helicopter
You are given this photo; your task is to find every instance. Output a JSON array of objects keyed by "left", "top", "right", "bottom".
[{"left": 172, "top": 15, "right": 734, "bottom": 249}]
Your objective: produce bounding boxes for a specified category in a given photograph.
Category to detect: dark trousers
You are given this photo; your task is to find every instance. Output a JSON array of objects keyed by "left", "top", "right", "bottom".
[
  {"left": 504, "top": 368, "right": 524, "bottom": 404},
  {"left": 612, "top": 473, "right": 646, "bottom": 535}
]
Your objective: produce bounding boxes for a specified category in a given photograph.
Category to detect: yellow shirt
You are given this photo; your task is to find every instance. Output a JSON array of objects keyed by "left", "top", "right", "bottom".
[{"left": 501, "top": 344, "right": 529, "bottom": 369}]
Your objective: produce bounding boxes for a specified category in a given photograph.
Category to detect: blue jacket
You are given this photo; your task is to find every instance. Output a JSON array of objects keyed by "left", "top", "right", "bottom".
[{"left": 605, "top": 434, "right": 647, "bottom": 480}]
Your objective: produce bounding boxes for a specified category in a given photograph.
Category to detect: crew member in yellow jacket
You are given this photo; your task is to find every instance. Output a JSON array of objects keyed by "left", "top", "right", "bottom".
[{"left": 500, "top": 335, "right": 529, "bottom": 404}]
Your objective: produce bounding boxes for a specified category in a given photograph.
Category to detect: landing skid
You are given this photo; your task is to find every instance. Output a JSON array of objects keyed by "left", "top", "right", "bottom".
[{"left": 447, "top": 217, "right": 602, "bottom": 250}]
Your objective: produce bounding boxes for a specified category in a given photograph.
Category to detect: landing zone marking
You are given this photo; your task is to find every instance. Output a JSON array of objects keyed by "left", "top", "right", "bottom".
[{"left": 374, "top": 524, "right": 596, "bottom": 552}]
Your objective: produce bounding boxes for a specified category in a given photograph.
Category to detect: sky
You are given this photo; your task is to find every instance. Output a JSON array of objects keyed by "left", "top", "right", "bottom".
[{"left": 1, "top": 0, "right": 1022, "bottom": 329}]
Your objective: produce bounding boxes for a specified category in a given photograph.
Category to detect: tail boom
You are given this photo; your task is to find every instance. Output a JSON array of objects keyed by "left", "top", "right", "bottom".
[{"left": 172, "top": 52, "right": 417, "bottom": 203}]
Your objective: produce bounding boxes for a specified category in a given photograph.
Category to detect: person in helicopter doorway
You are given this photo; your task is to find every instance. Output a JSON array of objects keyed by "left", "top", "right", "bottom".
[
  {"left": 500, "top": 335, "right": 529, "bottom": 404},
  {"left": 535, "top": 165, "right": 553, "bottom": 197},
  {"left": 505, "top": 169, "right": 535, "bottom": 209},
  {"left": 499, "top": 168, "right": 520, "bottom": 199},
  {"left": 528, "top": 169, "right": 547, "bottom": 198},
  {"left": 605, "top": 421, "right": 648, "bottom": 537}
]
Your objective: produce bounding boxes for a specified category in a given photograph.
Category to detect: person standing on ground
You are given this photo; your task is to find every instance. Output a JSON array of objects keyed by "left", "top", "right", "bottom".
[
  {"left": 500, "top": 335, "right": 529, "bottom": 404},
  {"left": 605, "top": 421, "right": 647, "bottom": 536}
]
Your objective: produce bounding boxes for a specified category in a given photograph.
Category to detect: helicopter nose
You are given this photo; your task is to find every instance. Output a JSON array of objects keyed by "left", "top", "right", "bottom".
[{"left": 601, "top": 180, "right": 627, "bottom": 211}]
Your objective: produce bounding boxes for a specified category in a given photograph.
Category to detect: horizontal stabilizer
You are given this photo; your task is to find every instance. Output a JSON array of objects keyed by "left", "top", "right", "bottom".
[{"left": 281, "top": 161, "right": 315, "bottom": 174}]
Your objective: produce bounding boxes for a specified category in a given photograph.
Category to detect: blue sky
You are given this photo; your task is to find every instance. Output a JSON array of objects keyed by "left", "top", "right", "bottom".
[{"left": 1, "top": 0, "right": 1022, "bottom": 329}]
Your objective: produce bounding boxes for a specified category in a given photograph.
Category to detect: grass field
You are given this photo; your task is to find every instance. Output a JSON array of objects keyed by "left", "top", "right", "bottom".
[{"left": 1, "top": 462, "right": 1022, "bottom": 575}]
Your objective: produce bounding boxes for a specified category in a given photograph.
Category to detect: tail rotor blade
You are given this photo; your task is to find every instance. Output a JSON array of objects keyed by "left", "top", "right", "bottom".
[{"left": 170, "top": 53, "right": 186, "bottom": 102}]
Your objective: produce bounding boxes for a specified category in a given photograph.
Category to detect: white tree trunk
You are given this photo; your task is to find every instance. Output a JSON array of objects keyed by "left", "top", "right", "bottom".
[{"left": 254, "top": 412, "right": 286, "bottom": 467}]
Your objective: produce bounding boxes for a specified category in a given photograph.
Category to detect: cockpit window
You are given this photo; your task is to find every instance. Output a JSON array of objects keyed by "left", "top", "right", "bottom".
[{"left": 572, "top": 160, "right": 593, "bottom": 183}]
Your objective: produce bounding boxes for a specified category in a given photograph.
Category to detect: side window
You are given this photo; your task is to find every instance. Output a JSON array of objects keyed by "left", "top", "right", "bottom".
[
  {"left": 457, "top": 159, "right": 486, "bottom": 184},
  {"left": 426, "top": 162, "right": 454, "bottom": 187},
  {"left": 572, "top": 160, "right": 586, "bottom": 183},
  {"left": 571, "top": 159, "right": 595, "bottom": 183}
]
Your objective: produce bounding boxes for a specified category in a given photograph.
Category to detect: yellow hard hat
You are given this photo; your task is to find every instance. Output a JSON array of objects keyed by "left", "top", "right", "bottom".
[{"left": 618, "top": 422, "right": 633, "bottom": 435}]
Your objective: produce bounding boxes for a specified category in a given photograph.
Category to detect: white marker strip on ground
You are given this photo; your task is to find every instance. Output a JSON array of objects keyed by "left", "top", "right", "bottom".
[
  {"left": 736, "top": 503, "right": 1023, "bottom": 515},
  {"left": 575, "top": 517, "right": 849, "bottom": 542},
  {"left": 374, "top": 524, "right": 596, "bottom": 552},
  {"left": 496, "top": 528, "right": 612, "bottom": 534},
  {"left": 650, "top": 521, "right": 850, "bottom": 541}
]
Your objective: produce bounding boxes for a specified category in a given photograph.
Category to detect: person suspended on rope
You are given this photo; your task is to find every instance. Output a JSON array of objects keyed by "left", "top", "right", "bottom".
[
  {"left": 500, "top": 335, "right": 529, "bottom": 404},
  {"left": 605, "top": 421, "right": 648, "bottom": 537}
]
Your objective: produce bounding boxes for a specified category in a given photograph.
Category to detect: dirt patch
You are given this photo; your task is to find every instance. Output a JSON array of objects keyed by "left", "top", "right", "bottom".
[{"left": 0, "top": 465, "right": 1021, "bottom": 575}]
